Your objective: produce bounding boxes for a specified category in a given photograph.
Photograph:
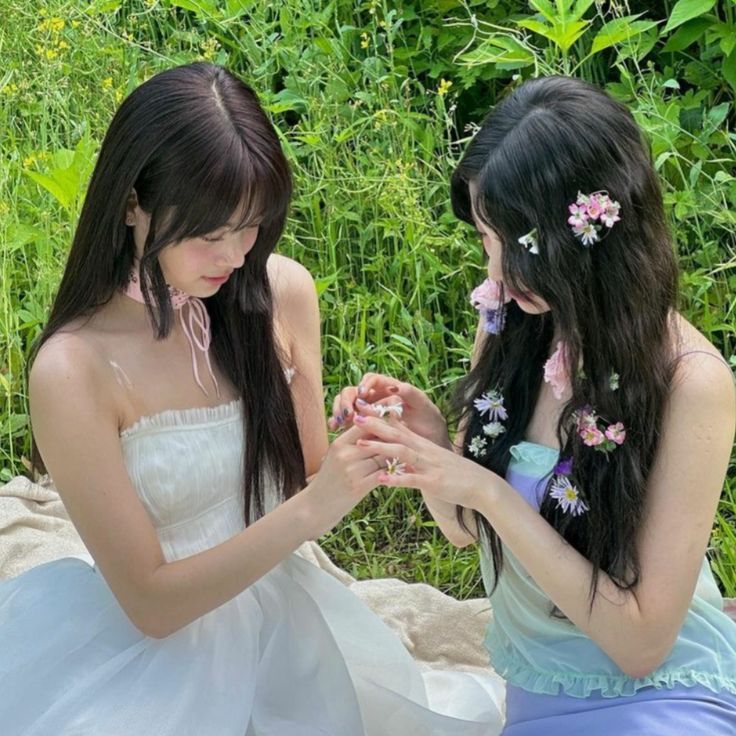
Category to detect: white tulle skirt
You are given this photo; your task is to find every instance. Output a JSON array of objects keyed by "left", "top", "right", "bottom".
[{"left": 0, "top": 553, "right": 504, "bottom": 735}]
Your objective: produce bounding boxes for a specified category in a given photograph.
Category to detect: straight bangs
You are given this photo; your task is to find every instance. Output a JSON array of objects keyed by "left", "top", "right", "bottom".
[{"left": 142, "top": 131, "right": 291, "bottom": 256}]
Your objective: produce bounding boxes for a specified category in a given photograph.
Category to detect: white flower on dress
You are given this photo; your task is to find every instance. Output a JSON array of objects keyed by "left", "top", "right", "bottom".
[{"left": 550, "top": 476, "right": 588, "bottom": 516}]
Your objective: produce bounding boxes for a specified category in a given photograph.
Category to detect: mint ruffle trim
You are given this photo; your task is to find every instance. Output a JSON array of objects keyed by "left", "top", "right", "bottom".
[{"left": 489, "top": 644, "right": 736, "bottom": 699}]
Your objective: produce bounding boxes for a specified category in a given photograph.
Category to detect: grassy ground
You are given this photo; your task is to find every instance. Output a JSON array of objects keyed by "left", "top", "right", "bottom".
[{"left": 1, "top": 0, "right": 734, "bottom": 599}]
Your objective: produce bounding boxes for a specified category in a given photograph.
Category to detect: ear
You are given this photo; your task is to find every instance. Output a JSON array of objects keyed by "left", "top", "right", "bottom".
[{"left": 125, "top": 189, "right": 139, "bottom": 226}]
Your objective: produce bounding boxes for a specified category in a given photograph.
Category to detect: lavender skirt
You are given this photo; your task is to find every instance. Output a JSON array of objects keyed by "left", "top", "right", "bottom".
[{"left": 502, "top": 683, "right": 736, "bottom": 735}]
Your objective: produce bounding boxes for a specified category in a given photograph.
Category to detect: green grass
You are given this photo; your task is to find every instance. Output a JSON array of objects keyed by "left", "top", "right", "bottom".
[{"left": 1, "top": 0, "right": 735, "bottom": 599}]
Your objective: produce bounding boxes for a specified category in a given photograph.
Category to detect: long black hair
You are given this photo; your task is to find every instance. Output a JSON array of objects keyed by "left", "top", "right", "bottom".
[
  {"left": 450, "top": 76, "right": 679, "bottom": 603},
  {"left": 31, "top": 62, "right": 305, "bottom": 521}
]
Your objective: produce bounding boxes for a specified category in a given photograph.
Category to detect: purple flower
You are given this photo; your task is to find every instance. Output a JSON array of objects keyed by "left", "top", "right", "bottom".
[
  {"left": 550, "top": 476, "right": 588, "bottom": 516},
  {"left": 482, "top": 307, "right": 506, "bottom": 335},
  {"left": 553, "top": 457, "right": 573, "bottom": 476},
  {"left": 474, "top": 390, "right": 507, "bottom": 422}
]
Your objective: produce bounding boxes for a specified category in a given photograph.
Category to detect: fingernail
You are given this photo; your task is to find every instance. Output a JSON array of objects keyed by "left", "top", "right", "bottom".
[
  {"left": 358, "top": 385, "right": 365, "bottom": 396},
  {"left": 342, "top": 408, "right": 350, "bottom": 417},
  {"left": 388, "top": 386, "right": 399, "bottom": 393},
  {"left": 356, "top": 398, "right": 368, "bottom": 406},
  {"left": 355, "top": 415, "right": 366, "bottom": 424},
  {"left": 336, "top": 415, "right": 344, "bottom": 425}
]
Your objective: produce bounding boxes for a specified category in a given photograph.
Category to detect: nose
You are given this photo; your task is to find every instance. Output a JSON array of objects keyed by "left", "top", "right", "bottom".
[{"left": 216, "top": 235, "right": 252, "bottom": 269}]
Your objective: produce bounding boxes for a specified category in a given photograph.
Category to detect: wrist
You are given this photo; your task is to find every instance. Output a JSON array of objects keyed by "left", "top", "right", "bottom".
[
  {"left": 465, "top": 465, "right": 503, "bottom": 514},
  {"left": 288, "top": 483, "right": 323, "bottom": 540}
]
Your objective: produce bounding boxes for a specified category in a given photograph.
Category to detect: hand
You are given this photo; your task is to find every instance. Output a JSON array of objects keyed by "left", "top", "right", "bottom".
[
  {"left": 353, "top": 414, "right": 497, "bottom": 509},
  {"left": 302, "top": 424, "right": 386, "bottom": 538},
  {"left": 328, "top": 372, "right": 451, "bottom": 449}
]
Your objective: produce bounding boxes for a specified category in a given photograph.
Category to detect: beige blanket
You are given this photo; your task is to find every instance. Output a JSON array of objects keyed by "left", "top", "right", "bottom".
[
  {"left": 0, "top": 475, "right": 496, "bottom": 678},
  {"left": 3, "top": 475, "right": 735, "bottom": 681}
]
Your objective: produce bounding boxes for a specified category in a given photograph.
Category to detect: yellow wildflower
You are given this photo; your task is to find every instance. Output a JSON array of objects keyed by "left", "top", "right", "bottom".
[
  {"left": 360, "top": 32, "right": 369, "bottom": 49},
  {"left": 102, "top": 77, "right": 113, "bottom": 90},
  {"left": 437, "top": 79, "right": 453, "bottom": 96},
  {"left": 0, "top": 83, "right": 18, "bottom": 95},
  {"left": 23, "top": 154, "right": 37, "bottom": 169}
]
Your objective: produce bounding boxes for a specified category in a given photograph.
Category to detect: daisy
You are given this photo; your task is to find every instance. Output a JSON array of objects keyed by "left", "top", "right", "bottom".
[
  {"left": 573, "top": 221, "right": 599, "bottom": 246},
  {"left": 550, "top": 476, "right": 588, "bottom": 516},
  {"left": 385, "top": 458, "right": 406, "bottom": 475},
  {"left": 474, "top": 391, "right": 507, "bottom": 422},
  {"left": 517, "top": 228, "right": 539, "bottom": 255},
  {"left": 373, "top": 403, "right": 404, "bottom": 419}
]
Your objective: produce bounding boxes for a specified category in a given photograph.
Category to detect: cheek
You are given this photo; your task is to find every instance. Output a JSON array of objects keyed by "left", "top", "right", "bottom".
[{"left": 159, "top": 243, "right": 211, "bottom": 278}]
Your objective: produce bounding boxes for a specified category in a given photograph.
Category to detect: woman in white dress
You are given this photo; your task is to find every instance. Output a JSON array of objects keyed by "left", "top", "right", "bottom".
[{"left": 0, "top": 62, "right": 504, "bottom": 734}]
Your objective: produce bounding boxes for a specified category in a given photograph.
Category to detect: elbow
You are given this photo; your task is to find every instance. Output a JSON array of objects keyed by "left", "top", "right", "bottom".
[{"left": 615, "top": 636, "right": 674, "bottom": 680}]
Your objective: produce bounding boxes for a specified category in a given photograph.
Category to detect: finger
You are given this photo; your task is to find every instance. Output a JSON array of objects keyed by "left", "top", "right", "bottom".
[
  {"left": 357, "top": 372, "right": 401, "bottom": 401},
  {"left": 330, "top": 386, "right": 359, "bottom": 429},
  {"left": 353, "top": 414, "right": 419, "bottom": 446},
  {"left": 355, "top": 439, "right": 411, "bottom": 463},
  {"left": 377, "top": 471, "right": 422, "bottom": 489}
]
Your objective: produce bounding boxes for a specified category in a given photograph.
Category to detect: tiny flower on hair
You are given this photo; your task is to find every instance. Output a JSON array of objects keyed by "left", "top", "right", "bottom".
[
  {"left": 604, "top": 422, "right": 626, "bottom": 445},
  {"left": 553, "top": 456, "right": 574, "bottom": 476},
  {"left": 543, "top": 341, "right": 571, "bottom": 400},
  {"left": 468, "top": 435, "right": 488, "bottom": 458},
  {"left": 567, "top": 202, "right": 588, "bottom": 228},
  {"left": 385, "top": 458, "right": 406, "bottom": 475},
  {"left": 518, "top": 228, "right": 539, "bottom": 255},
  {"left": 580, "top": 425, "right": 605, "bottom": 446},
  {"left": 474, "top": 390, "right": 508, "bottom": 422},
  {"left": 609, "top": 372, "right": 620, "bottom": 391},
  {"left": 483, "top": 421, "right": 506, "bottom": 439},
  {"left": 601, "top": 200, "right": 621, "bottom": 228},
  {"left": 550, "top": 476, "right": 588, "bottom": 516},
  {"left": 574, "top": 221, "right": 600, "bottom": 247}
]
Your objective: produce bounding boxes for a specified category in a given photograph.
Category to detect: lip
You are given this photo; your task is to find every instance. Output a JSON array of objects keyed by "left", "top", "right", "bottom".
[{"left": 203, "top": 273, "right": 232, "bottom": 285}]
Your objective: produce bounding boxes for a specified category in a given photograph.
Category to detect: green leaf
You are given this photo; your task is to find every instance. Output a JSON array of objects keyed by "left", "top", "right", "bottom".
[
  {"left": 590, "top": 15, "right": 657, "bottom": 55},
  {"left": 663, "top": 0, "right": 716, "bottom": 34},
  {"left": 661, "top": 17, "right": 712, "bottom": 52},
  {"left": 723, "top": 49, "right": 736, "bottom": 94},
  {"left": 458, "top": 35, "right": 535, "bottom": 68}
]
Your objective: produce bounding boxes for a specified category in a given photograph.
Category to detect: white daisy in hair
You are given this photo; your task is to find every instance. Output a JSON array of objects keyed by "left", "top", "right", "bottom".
[
  {"left": 550, "top": 475, "right": 589, "bottom": 516},
  {"left": 483, "top": 421, "right": 506, "bottom": 439},
  {"left": 473, "top": 390, "right": 507, "bottom": 422},
  {"left": 468, "top": 436, "right": 488, "bottom": 458}
]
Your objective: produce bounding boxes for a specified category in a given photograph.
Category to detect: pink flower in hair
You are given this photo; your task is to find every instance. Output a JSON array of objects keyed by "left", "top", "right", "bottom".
[
  {"left": 543, "top": 341, "right": 571, "bottom": 400},
  {"left": 601, "top": 200, "right": 621, "bottom": 228},
  {"left": 605, "top": 422, "right": 626, "bottom": 445},
  {"left": 567, "top": 202, "right": 588, "bottom": 229},
  {"left": 470, "top": 279, "right": 507, "bottom": 311},
  {"left": 585, "top": 194, "right": 605, "bottom": 219},
  {"left": 580, "top": 425, "right": 605, "bottom": 446}
]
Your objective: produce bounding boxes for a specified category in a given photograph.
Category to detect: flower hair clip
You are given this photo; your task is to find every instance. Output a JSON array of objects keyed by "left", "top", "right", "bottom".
[
  {"left": 518, "top": 227, "right": 539, "bottom": 255},
  {"left": 468, "top": 389, "right": 509, "bottom": 458},
  {"left": 470, "top": 278, "right": 510, "bottom": 335},
  {"left": 567, "top": 191, "right": 621, "bottom": 247}
]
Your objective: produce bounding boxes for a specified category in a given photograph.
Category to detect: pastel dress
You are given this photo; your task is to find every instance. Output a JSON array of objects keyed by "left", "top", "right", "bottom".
[
  {"left": 0, "top": 398, "right": 506, "bottom": 736},
  {"left": 490, "top": 440, "right": 736, "bottom": 735}
]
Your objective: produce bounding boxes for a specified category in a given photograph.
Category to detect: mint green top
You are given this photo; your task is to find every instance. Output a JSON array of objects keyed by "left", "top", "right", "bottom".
[{"left": 481, "top": 440, "right": 736, "bottom": 698}]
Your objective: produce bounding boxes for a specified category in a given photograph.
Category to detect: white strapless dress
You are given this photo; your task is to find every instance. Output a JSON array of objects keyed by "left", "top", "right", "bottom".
[{"left": 0, "top": 399, "right": 504, "bottom": 735}]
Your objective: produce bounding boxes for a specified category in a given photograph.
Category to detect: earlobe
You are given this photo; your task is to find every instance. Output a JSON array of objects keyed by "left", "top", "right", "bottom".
[{"left": 125, "top": 188, "right": 139, "bottom": 226}]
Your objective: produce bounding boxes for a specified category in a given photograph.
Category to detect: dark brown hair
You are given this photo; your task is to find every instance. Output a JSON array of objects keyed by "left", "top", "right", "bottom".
[
  {"left": 31, "top": 62, "right": 305, "bottom": 521},
  {"left": 450, "top": 76, "right": 679, "bottom": 603}
]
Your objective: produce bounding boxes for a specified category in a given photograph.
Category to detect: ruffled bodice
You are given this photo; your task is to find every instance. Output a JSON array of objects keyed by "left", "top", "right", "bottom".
[
  {"left": 482, "top": 440, "right": 736, "bottom": 699},
  {"left": 120, "top": 399, "right": 248, "bottom": 562}
]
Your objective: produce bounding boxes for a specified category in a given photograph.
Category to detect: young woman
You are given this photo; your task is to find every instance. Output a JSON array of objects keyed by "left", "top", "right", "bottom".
[
  {"left": 333, "top": 75, "right": 736, "bottom": 734},
  {"left": 0, "top": 63, "right": 504, "bottom": 735}
]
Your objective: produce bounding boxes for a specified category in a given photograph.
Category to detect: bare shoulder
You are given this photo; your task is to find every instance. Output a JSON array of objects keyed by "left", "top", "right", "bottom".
[
  {"left": 668, "top": 315, "right": 735, "bottom": 436},
  {"left": 30, "top": 328, "right": 119, "bottom": 425},
  {"left": 266, "top": 253, "right": 318, "bottom": 306}
]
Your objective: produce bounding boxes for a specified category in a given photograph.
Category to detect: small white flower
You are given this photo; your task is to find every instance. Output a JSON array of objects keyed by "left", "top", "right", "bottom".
[
  {"left": 468, "top": 435, "right": 488, "bottom": 458},
  {"left": 517, "top": 228, "right": 539, "bottom": 255},
  {"left": 482, "top": 421, "right": 506, "bottom": 439},
  {"left": 373, "top": 402, "right": 404, "bottom": 418},
  {"left": 385, "top": 458, "right": 406, "bottom": 475},
  {"left": 573, "top": 222, "right": 600, "bottom": 247},
  {"left": 609, "top": 372, "right": 620, "bottom": 391},
  {"left": 550, "top": 476, "right": 588, "bottom": 516}
]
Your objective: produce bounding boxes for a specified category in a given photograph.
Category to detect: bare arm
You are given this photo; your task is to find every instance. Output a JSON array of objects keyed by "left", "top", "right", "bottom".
[
  {"left": 361, "top": 351, "right": 736, "bottom": 677},
  {"left": 31, "top": 335, "right": 373, "bottom": 640},
  {"left": 268, "top": 254, "right": 329, "bottom": 480}
]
